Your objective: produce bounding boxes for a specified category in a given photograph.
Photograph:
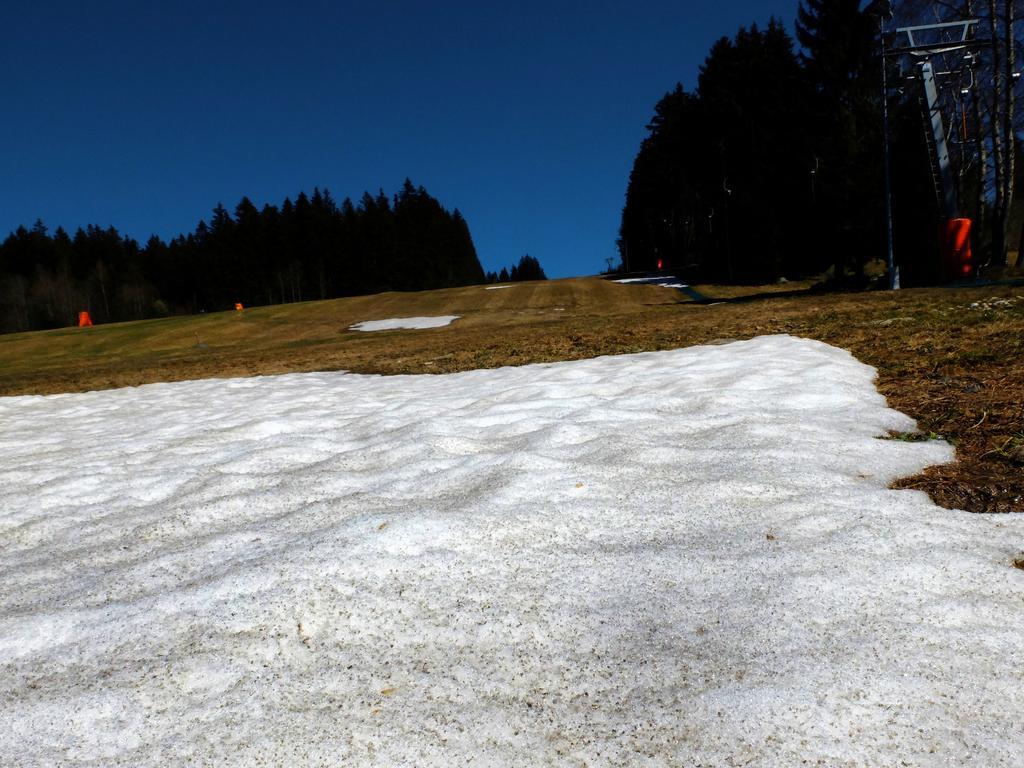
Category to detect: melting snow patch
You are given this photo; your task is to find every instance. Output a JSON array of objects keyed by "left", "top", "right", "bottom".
[
  {"left": 348, "top": 315, "right": 459, "bottom": 331},
  {"left": 1, "top": 335, "right": 1022, "bottom": 766},
  {"left": 484, "top": 285, "right": 513, "bottom": 290},
  {"left": 614, "top": 275, "right": 689, "bottom": 288}
]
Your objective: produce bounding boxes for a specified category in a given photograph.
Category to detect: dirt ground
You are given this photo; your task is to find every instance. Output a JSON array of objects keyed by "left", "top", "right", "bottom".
[{"left": 1, "top": 277, "right": 1021, "bottom": 513}]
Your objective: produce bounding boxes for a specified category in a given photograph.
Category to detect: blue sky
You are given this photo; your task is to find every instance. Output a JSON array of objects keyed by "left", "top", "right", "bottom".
[{"left": 1, "top": 1, "right": 793, "bottom": 278}]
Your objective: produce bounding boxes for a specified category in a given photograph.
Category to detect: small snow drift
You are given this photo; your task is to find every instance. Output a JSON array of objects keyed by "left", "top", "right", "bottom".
[
  {"left": 484, "top": 284, "right": 513, "bottom": 290},
  {"left": 1, "top": 336, "right": 1022, "bottom": 766},
  {"left": 348, "top": 315, "right": 459, "bottom": 332}
]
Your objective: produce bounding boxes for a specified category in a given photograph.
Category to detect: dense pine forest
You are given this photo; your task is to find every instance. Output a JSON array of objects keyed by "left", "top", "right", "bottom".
[
  {"left": 620, "top": 0, "right": 1024, "bottom": 285},
  {"left": 0, "top": 181, "right": 488, "bottom": 334}
]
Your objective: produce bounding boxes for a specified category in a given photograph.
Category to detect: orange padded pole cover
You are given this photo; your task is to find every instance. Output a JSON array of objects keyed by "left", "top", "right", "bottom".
[{"left": 939, "top": 218, "right": 972, "bottom": 281}]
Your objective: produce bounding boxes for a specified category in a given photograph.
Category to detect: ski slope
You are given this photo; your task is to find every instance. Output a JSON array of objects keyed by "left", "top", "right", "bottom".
[{"left": 1, "top": 335, "right": 1022, "bottom": 766}]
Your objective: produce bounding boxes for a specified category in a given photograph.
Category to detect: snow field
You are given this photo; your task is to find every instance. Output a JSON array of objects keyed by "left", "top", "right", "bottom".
[{"left": 0, "top": 335, "right": 1022, "bottom": 766}]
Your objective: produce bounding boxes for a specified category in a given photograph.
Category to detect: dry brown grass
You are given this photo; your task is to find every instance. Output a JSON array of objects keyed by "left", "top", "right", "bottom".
[
  {"left": 689, "top": 278, "right": 820, "bottom": 298},
  {"left": 1, "top": 277, "right": 1021, "bottom": 513}
]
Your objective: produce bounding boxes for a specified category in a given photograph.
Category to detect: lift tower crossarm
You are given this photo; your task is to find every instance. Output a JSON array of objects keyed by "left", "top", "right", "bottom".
[{"left": 896, "top": 19, "right": 977, "bottom": 47}]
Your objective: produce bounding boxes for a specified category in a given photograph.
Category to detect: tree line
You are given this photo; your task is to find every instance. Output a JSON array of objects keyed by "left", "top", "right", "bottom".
[
  {"left": 619, "top": 0, "right": 1023, "bottom": 285},
  {"left": 0, "top": 180, "right": 493, "bottom": 334},
  {"left": 484, "top": 254, "right": 548, "bottom": 284}
]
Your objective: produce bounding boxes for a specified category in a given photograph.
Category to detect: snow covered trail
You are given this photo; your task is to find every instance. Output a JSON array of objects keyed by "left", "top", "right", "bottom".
[{"left": 0, "top": 335, "right": 1022, "bottom": 766}]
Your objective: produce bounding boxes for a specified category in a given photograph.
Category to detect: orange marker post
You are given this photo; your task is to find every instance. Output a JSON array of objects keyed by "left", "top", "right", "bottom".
[
  {"left": 235, "top": 303, "right": 244, "bottom": 312},
  {"left": 78, "top": 311, "right": 93, "bottom": 327}
]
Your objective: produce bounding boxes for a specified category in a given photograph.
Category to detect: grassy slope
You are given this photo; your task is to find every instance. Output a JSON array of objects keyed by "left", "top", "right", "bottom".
[
  {"left": 1, "top": 277, "right": 1022, "bottom": 513},
  {"left": 0, "top": 278, "right": 677, "bottom": 393}
]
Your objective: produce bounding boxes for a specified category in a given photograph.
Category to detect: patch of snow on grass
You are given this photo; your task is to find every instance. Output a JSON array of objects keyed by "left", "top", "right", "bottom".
[
  {"left": 348, "top": 315, "right": 459, "bottom": 332},
  {"left": 484, "top": 285, "right": 513, "bottom": 290},
  {"left": 1, "top": 335, "right": 1022, "bottom": 766},
  {"left": 614, "top": 275, "right": 689, "bottom": 288}
]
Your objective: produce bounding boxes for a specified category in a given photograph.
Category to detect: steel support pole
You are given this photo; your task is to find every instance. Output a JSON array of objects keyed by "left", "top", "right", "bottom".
[
  {"left": 880, "top": 21, "right": 899, "bottom": 289},
  {"left": 921, "top": 60, "right": 959, "bottom": 219}
]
